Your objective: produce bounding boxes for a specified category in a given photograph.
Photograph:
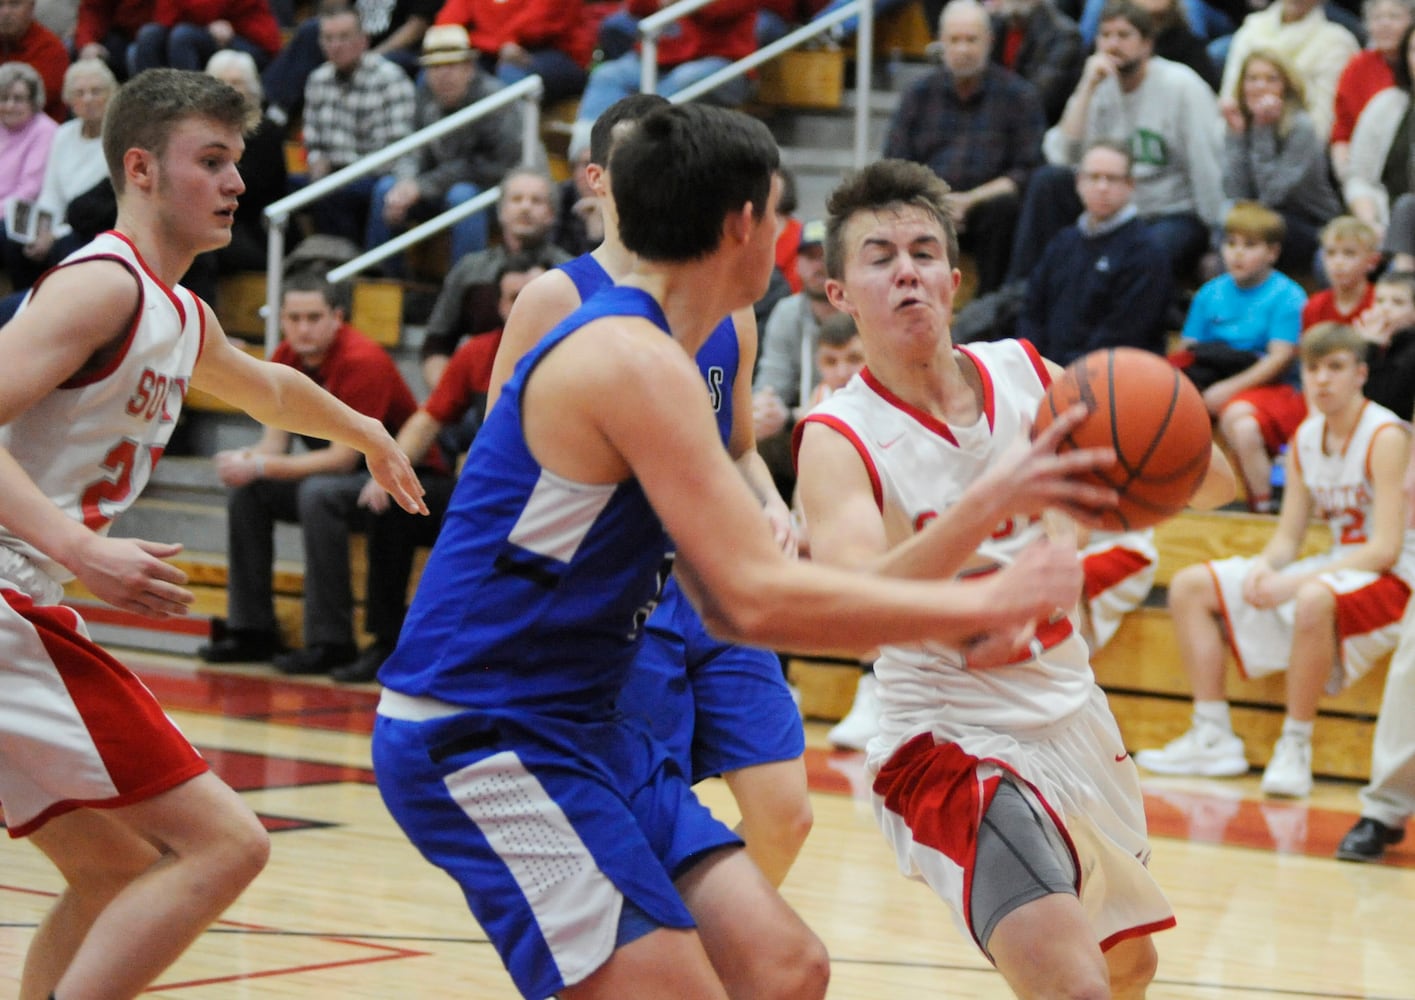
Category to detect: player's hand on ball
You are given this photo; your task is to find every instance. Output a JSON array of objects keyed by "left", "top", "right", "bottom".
[{"left": 987, "top": 403, "right": 1119, "bottom": 521}]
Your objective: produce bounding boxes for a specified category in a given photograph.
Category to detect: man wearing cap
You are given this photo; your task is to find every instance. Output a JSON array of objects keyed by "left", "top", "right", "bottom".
[
  {"left": 751, "top": 218, "right": 836, "bottom": 498},
  {"left": 367, "top": 22, "right": 532, "bottom": 269},
  {"left": 301, "top": 4, "right": 417, "bottom": 243}
]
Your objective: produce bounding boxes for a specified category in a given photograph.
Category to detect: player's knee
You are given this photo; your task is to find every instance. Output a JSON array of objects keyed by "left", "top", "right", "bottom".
[
  {"left": 763, "top": 926, "right": 829, "bottom": 1000},
  {"left": 1168, "top": 564, "right": 1214, "bottom": 611},
  {"left": 1291, "top": 580, "right": 1336, "bottom": 628}
]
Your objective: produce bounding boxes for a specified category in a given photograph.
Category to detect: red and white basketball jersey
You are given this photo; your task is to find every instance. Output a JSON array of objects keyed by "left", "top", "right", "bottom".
[
  {"left": 801, "top": 339, "right": 1094, "bottom": 739},
  {"left": 0, "top": 231, "right": 204, "bottom": 584},
  {"left": 1292, "top": 399, "right": 1415, "bottom": 584}
]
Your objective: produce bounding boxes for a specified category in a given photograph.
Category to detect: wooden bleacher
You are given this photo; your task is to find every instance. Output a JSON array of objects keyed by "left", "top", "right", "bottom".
[{"left": 790, "top": 507, "right": 1389, "bottom": 783}]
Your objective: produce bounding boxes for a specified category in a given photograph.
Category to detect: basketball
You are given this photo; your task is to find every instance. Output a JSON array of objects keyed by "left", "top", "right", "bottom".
[{"left": 1033, "top": 347, "right": 1212, "bottom": 531}]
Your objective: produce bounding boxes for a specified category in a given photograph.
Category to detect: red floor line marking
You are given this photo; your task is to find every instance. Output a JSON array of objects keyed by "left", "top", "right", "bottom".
[{"left": 147, "top": 946, "right": 430, "bottom": 991}]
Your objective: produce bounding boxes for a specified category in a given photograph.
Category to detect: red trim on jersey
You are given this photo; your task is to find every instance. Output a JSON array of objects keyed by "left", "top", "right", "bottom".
[
  {"left": 954, "top": 345, "right": 997, "bottom": 432},
  {"left": 106, "top": 230, "right": 188, "bottom": 328},
  {"left": 39, "top": 252, "right": 145, "bottom": 390},
  {"left": 1083, "top": 546, "right": 1153, "bottom": 600},
  {"left": 1015, "top": 338, "right": 1052, "bottom": 390},
  {"left": 1099, "top": 916, "right": 1178, "bottom": 953},
  {"left": 1207, "top": 561, "right": 1252, "bottom": 680},
  {"left": 3, "top": 587, "right": 209, "bottom": 839},
  {"left": 1333, "top": 573, "right": 1410, "bottom": 641},
  {"left": 794, "top": 413, "right": 884, "bottom": 511},
  {"left": 859, "top": 367, "right": 960, "bottom": 445},
  {"left": 195, "top": 291, "right": 208, "bottom": 366},
  {"left": 1364, "top": 418, "right": 1403, "bottom": 483}
]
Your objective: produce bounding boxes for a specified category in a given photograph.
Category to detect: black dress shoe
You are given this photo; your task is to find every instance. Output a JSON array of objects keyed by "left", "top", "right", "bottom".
[
  {"left": 197, "top": 630, "right": 283, "bottom": 663},
  {"left": 1336, "top": 817, "right": 1405, "bottom": 862},
  {"left": 272, "top": 643, "right": 358, "bottom": 676},
  {"left": 331, "top": 641, "right": 394, "bottom": 684}
]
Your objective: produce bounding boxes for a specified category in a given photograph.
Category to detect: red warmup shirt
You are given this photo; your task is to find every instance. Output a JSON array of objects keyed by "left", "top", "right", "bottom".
[
  {"left": 0, "top": 22, "right": 69, "bottom": 123},
  {"left": 1302, "top": 284, "right": 1375, "bottom": 330},
  {"left": 435, "top": 0, "right": 592, "bottom": 65},
  {"left": 627, "top": 0, "right": 757, "bottom": 66},
  {"left": 1331, "top": 50, "right": 1396, "bottom": 147},
  {"left": 271, "top": 324, "right": 420, "bottom": 443},
  {"left": 423, "top": 329, "right": 503, "bottom": 429},
  {"left": 152, "top": 0, "right": 283, "bottom": 56},
  {"left": 75, "top": 0, "right": 157, "bottom": 50}
]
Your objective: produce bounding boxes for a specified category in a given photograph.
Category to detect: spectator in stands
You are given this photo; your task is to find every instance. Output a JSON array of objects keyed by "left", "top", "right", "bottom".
[
  {"left": 1356, "top": 268, "right": 1415, "bottom": 417},
  {"left": 1017, "top": 139, "right": 1172, "bottom": 365},
  {"left": 988, "top": 0, "right": 1085, "bottom": 123},
  {"left": 1177, "top": 201, "right": 1307, "bottom": 512},
  {"left": 1331, "top": 0, "right": 1412, "bottom": 181},
  {"left": 1221, "top": 48, "right": 1344, "bottom": 275},
  {"left": 262, "top": 0, "right": 433, "bottom": 127},
  {"left": 74, "top": 0, "right": 154, "bottom": 81},
  {"left": 205, "top": 49, "right": 286, "bottom": 274},
  {"left": 756, "top": 0, "right": 831, "bottom": 47},
  {"left": 367, "top": 23, "right": 528, "bottom": 271},
  {"left": 1134, "top": 0, "right": 1222, "bottom": 88},
  {"left": 752, "top": 218, "right": 836, "bottom": 500},
  {"left": 0, "top": 0, "right": 67, "bottom": 121},
  {"left": 1079, "top": 0, "right": 1240, "bottom": 45},
  {"left": 2, "top": 57, "right": 111, "bottom": 291},
  {"left": 300, "top": 4, "right": 416, "bottom": 245},
  {"left": 1007, "top": 0, "right": 1223, "bottom": 283},
  {"left": 1219, "top": 0, "right": 1360, "bottom": 141},
  {"left": 1138, "top": 322, "right": 1415, "bottom": 799},
  {"left": 550, "top": 137, "right": 600, "bottom": 258},
  {"left": 432, "top": 0, "right": 589, "bottom": 105},
  {"left": 568, "top": 0, "right": 756, "bottom": 156},
  {"left": 198, "top": 272, "right": 423, "bottom": 674},
  {"left": 1344, "top": 23, "right": 1415, "bottom": 241},
  {"left": 419, "top": 166, "right": 569, "bottom": 388},
  {"left": 1303, "top": 215, "right": 1380, "bottom": 328},
  {"left": 884, "top": 0, "right": 1046, "bottom": 295},
  {"left": 336, "top": 254, "right": 547, "bottom": 684},
  {"left": 0, "top": 62, "right": 56, "bottom": 227},
  {"left": 129, "top": 0, "right": 283, "bottom": 75}
]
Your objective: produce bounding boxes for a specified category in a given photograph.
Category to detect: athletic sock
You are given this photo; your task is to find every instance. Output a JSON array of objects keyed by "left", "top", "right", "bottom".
[
  {"left": 1193, "top": 700, "right": 1232, "bottom": 732},
  {"left": 1281, "top": 717, "right": 1314, "bottom": 742}
]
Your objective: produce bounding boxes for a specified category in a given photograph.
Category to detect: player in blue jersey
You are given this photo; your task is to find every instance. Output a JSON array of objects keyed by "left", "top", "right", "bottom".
[
  {"left": 486, "top": 93, "right": 810, "bottom": 889},
  {"left": 372, "top": 102, "right": 1119, "bottom": 1000}
]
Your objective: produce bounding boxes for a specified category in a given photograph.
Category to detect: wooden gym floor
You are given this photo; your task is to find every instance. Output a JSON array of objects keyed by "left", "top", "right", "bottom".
[{"left": 3, "top": 653, "right": 1414, "bottom": 999}]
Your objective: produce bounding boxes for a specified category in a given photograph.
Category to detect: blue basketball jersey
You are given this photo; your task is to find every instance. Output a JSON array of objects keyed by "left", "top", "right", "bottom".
[
  {"left": 559, "top": 252, "right": 738, "bottom": 446},
  {"left": 378, "top": 286, "right": 679, "bottom": 714}
]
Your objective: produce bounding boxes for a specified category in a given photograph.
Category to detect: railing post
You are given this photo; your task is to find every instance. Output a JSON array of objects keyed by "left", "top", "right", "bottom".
[
  {"left": 641, "top": 34, "right": 659, "bottom": 94},
  {"left": 264, "top": 214, "right": 286, "bottom": 356},
  {"left": 855, "top": 0, "right": 873, "bottom": 170}
]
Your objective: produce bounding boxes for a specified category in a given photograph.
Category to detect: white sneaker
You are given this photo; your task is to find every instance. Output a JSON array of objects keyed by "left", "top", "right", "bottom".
[
  {"left": 1260, "top": 734, "right": 1313, "bottom": 798},
  {"left": 828, "top": 673, "right": 880, "bottom": 751},
  {"left": 1134, "top": 724, "right": 1249, "bottom": 777}
]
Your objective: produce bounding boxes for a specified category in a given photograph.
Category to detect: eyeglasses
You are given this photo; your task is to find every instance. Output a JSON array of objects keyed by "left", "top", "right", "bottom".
[{"left": 1078, "top": 171, "right": 1129, "bottom": 185}]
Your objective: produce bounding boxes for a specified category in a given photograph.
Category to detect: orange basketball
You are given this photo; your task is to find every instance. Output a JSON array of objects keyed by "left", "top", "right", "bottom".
[{"left": 1033, "top": 348, "right": 1211, "bottom": 531}]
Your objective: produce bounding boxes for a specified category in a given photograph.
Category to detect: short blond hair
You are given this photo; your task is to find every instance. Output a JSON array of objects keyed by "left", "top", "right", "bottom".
[{"left": 1319, "top": 215, "right": 1380, "bottom": 252}]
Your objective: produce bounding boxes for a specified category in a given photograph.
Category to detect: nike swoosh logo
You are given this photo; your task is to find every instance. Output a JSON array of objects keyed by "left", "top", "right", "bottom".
[
  {"left": 878, "top": 433, "right": 905, "bottom": 449},
  {"left": 1115, "top": 752, "right": 1129, "bottom": 762}
]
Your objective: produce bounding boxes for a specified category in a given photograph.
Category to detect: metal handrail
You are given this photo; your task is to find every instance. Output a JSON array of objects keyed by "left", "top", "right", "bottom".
[
  {"left": 638, "top": 0, "right": 873, "bottom": 171},
  {"left": 259, "top": 73, "right": 544, "bottom": 353}
]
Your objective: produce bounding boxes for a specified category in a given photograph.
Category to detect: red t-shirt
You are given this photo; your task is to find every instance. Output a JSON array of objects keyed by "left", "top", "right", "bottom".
[
  {"left": 1331, "top": 50, "right": 1396, "bottom": 146},
  {"left": 434, "top": 0, "right": 592, "bottom": 65},
  {"left": 271, "top": 323, "right": 419, "bottom": 442},
  {"left": 424, "top": 329, "right": 503, "bottom": 427},
  {"left": 0, "top": 22, "right": 69, "bottom": 123},
  {"left": 1302, "top": 284, "right": 1374, "bottom": 330},
  {"left": 152, "top": 0, "right": 283, "bottom": 56}
]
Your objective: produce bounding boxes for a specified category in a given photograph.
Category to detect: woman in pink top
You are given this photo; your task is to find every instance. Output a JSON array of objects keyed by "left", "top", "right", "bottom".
[{"left": 0, "top": 62, "right": 57, "bottom": 222}]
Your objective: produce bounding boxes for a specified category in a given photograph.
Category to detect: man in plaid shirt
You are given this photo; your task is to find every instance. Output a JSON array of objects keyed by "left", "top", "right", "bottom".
[
  {"left": 883, "top": 0, "right": 1046, "bottom": 295},
  {"left": 301, "top": 4, "right": 415, "bottom": 243}
]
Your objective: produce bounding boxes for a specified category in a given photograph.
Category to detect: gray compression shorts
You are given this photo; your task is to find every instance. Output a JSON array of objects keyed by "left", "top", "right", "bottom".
[{"left": 970, "top": 780, "right": 1078, "bottom": 956}]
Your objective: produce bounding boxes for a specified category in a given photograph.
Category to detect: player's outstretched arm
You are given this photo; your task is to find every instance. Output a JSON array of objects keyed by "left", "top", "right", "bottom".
[
  {"left": 549, "top": 321, "right": 1082, "bottom": 653},
  {"left": 189, "top": 302, "right": 427, "bottom": 515}
]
